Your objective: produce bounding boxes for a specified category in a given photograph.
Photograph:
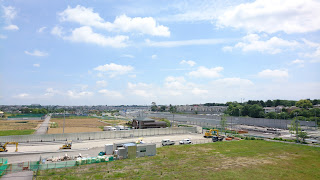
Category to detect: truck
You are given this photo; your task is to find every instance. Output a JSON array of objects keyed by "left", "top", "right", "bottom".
[
  {"left": 179, "top": 139, "right": 192, "bottom": 145},
  {"left": 162, "top": 139, "right": 175, "bottom": 146}
]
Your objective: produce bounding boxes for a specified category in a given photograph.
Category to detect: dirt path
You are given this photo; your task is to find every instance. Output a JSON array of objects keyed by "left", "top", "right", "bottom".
[{"left": 34, "top": 114, "right": 51, "bottom": 135}]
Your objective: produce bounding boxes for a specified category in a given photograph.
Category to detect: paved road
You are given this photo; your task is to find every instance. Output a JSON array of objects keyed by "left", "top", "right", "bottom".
[
  {"left": 34, "top": 114, "right": 51, "bottom": 135},
  {"left": 1, "top": 133, "right": 206, "bottom": 164}
]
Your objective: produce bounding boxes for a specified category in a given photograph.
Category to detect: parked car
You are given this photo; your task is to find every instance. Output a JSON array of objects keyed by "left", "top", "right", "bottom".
[
  {"left": 179, "top": 139, "right": 192, "bottom": 145},
  {"left": 162, "top": 139, "right": 175, "bottom": 146}
]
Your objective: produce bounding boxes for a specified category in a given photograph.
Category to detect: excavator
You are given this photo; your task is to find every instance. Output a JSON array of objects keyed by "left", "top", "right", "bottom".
[
  {"left": 0, "top": 142, "right": 18, "bottom": 152},
  {"left": 59, "top": 141, "right": 72, "bottom": 149},
  {"left": 204, "top": 129, "right": 219, "bottom": 138}
]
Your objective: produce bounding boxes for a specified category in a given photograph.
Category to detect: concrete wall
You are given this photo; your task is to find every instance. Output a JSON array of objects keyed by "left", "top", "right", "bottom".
[
  {"left": 148, "top": 113, "right": 317, "bottom": 129},
  {"left": 0, "top": 127, "right": 196, "bottom": 143}
]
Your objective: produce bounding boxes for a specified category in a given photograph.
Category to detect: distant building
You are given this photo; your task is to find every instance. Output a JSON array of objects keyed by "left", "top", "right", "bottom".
[
  {"left": 0, "top": 111, "right": 4, "bottom": 118},
  {"left": 313, "top": 104, "right": 320, "bottom": 109},
  {"left": 263, "top": 107, "right": 276, "bottom": 113},
  {"left": 286, "top": 106, "right": 300, "bottom": 113},
  {"left": 132, "top": 117, "right": 166, "bottom": 129}
]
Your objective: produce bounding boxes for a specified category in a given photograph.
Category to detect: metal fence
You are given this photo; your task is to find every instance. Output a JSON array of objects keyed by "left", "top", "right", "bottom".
[{"left": 0, "top": 127, "right": 196, "bottom": 143}]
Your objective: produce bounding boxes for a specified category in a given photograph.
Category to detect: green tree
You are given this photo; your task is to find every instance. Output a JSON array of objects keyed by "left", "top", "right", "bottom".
[
  {"left": 169, "top": 104, "right": 177, "bottom": 113},
  {"left": 296, "top": 99, "right": 313, "bottom": 109},
  {"left": 298, "top": 131, "right": 308, "bottom": 143},
  {"left": 160, "top": 106, "right": 166, "bottom": 112},
  {"left": 220, "top": 116, "right": 227, "bottom": 135},
  {"left": 151, "top": 102, "right": 158, "bottom": 111},
  {"left": 248, "top": 104, "right": 264, "bottom": 118},
  {"left": 265, "top": 112, "right": 277, "bottom": 119},
  {"left": 266, "top": 100, "right": 274, "bottom": 107}
]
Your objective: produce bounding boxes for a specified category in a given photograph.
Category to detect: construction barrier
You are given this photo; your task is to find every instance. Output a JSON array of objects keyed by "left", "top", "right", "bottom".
[
  {"left": 0, "top": 127, "right": 196, "bottom": 143},
  {"left": 0, "top": 158, "right": 8, "bottom": 177}
]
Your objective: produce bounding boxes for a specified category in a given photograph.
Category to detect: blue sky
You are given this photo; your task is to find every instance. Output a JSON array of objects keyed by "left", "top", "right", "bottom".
[{"left": 1, "top": 0, "right": 320, "bottom": 105}]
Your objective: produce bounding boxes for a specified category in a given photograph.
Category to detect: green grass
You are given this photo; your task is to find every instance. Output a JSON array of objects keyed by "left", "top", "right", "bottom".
[
  {"left": 0, "top": 129, "right": 35, "bottom": 136},
  {"left": 36, "top": 140, "right": 320, "bottom": 180}
]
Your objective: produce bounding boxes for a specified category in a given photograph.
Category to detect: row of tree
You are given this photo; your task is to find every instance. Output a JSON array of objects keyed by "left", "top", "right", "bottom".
[
  {"left": 225, "top": 99, "right": 320, "bottom": 122},
  {"left": 21, "top": 108, "right": 48, "bottom": 114}
]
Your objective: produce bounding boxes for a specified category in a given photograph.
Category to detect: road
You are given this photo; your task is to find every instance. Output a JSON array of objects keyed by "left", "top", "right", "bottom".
[{"left": 34, "top": 114, "right": 51, "bottom": 135}]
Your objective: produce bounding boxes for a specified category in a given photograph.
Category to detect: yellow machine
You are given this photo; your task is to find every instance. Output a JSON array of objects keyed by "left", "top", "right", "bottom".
[
  {"left": 204, "top": 129, "right": 219, "bottom": 138},
  {"left": 59, "top": 141, "right": 72, "bottom": 149},
  {"left": 0, "top": 142, "right": 18, "bottom": 152}
]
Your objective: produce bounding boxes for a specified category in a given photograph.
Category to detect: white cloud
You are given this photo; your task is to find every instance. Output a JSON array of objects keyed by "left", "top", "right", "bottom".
[
  {"left": 44, "top": 88, "right": 59, "bottom": 97},
  {"left": 151, "top": 54, "right": 157, "bottom": 59},
  {"left": 13, "top": 93, "right": 30, "bottom": 98},
  {"left": 33, "top": 64, "right": 40, "bottom": 67},
  {"left": 59, "top": 5, "right": 170, "bottom": 37},
  {"left": 191, "top": 88, "right": 208, "bottom": 95},
  {"left": 51, "top": 26, "right": 64, "bottom": 37},
  {"left": 3, "top": 6, "right": 17, "bottom": 20},
  {"left": 211, "top": 78, "right": 254, "bottom": 87},
  {"left": 4, "top": 24, "right": 19, "bottom": 30},
  {"left": 258, "top": 69, "right": 289, "bottom": 79},
  {"left": 25, "top": 50, "right": 48, "bottom": 57},
  {"left": 67, "top": 90, "right": 93, "bottom": 98},
  {"left": 128, "top": 74, "right": 137, "bottom": 78},
  {"left": 96, "top": 80, "right": 107, "bottom": 87},
  {"left": 121, "top": 54, "right": 134, "bottom": 58},
  {"left": 38, "top": 26, "right": 47, "bottom": 33},
  {"left": 98, "top": 89, "right": 123, "bottom": 98},
  {"left": 290, "top": 59, "right": 305, "bottom": 67},
  {"left": 2, "top": 6, "right": 19, "bottom": 31},
  {"left": 217, "top": 0, "right": 320, "bottom": 34},
  {"left": 0, "top": 34, "right": 7, "bottom": 39},
  {"left": 180, "top": 60, "right": 196, "bottom": 67},
  {"left": 188, "top": 66, "right": 223, "bottom": 78},
  {"left": 164, "top": 76, "right": 186, "bottom": 89},
  {"left": 63, "top": 26, "right": 129, "bottom": 48},
  {"left": 145, "top": 38, "right": 231, "bottom": 47},
  {"left": 224, "top": 34, "right": 299, "bottom": 54},
  {"left": 94, "top": 63, "right": 134, "bottom": 78},
  {"left": 127, "top": 82, "right": 155, "bottom": 98}
]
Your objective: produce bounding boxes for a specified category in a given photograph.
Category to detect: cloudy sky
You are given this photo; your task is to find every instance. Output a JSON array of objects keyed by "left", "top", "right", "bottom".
[{"left": 1, "top": 0, "right": 320, "bottom": 105}]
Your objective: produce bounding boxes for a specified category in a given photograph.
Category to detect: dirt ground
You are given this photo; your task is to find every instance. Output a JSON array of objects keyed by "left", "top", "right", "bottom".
[
  {"left": 0, "top": 119, "right": 43, "bottom": 131},
  {"left": 48, "top": 118, "right": 109, "bottom": 134}
]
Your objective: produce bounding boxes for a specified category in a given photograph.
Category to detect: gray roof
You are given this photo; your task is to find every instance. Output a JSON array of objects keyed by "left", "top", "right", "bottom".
[{"left": 134, "top": 117, "right": 155, "bottom": 121}]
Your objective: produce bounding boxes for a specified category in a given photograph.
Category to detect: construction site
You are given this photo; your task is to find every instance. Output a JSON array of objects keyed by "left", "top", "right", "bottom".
[{"left": 0, "top": 111, "right": 319, "bottom": 179}]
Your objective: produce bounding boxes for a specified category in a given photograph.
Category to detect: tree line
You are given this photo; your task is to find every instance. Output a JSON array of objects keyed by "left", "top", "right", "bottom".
[{"left": 225, "top": 99, "right": 320, "bottom": 123}]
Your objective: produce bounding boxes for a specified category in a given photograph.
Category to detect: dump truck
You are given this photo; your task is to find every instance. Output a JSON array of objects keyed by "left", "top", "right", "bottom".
[
  {"left": 0, "top": 142, "right": 18, "bottom": 152},
  {"left": 204, "top": 129, "right": 219, "bottom": 138}
]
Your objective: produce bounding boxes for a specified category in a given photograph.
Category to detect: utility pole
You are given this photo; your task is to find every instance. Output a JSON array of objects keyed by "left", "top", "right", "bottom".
[{"left": 63, "top": 109, "right": 66, "bottom": 134}]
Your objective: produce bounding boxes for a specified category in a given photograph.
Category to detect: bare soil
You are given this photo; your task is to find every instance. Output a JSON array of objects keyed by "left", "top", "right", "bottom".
[
  {"left": 0, "top": 119, "right": 43, "bottom": 131},
  {"left": 48, "top": 118, "right": 107, "bottom": 134}
]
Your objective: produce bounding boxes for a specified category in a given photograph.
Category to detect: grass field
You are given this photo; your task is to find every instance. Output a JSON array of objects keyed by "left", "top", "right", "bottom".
[
  {"left": 36, "top": 140, "right": 320, "bottom": 180},
  {"left": 0, "top": 129, "right": 36, "bottom": 136},
  {"left": 0, "top": 119, "right": 42, "bottom": 136}
]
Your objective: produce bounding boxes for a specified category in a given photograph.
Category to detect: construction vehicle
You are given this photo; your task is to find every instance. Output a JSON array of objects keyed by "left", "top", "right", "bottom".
[
  {"left": 0, "top": 142, "right": 18, "bottom": 152},
  {"left": 59, "top": 141, "right": 72, "bottom": 149},
  {"left": 204, "top": 129, "right": 219, "bottom": 138},
  {"left": 212, "top": 136, "right": 224, "bottom": 142}
]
